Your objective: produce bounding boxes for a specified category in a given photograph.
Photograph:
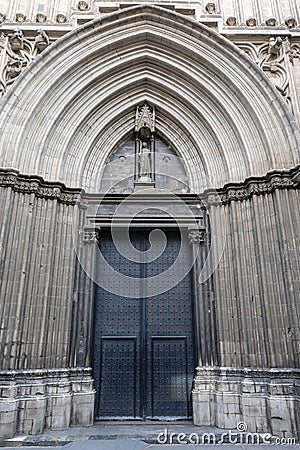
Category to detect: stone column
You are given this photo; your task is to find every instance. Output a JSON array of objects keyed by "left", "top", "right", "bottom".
[
  {"left": 150, "top": 132, "right": 155, "bottom": 183},
  {"left": 188, "top": 227, "right": 206, "bottom": 366},
  {"left": 69, "top": 226, "right": 98, "bottom": 427},
  {"left": 134, "top": 132, "right": 139, "bottom": 182},
  {"left": 72, "top": 226, "right": 98, "bottom": 367}
]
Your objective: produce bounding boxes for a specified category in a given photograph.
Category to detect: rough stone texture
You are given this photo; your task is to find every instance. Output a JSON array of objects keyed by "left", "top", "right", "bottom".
[
  {"left": 0, "top": 369, "right": 94, "bottom": 439},
  {"left": 193, "top": 368, "right": 299, "bottom": 440}
]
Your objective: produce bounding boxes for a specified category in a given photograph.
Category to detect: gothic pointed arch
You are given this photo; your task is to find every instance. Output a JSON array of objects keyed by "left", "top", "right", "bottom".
[{"left": 0, "top": 4, "right": 299, "bottom": 193}]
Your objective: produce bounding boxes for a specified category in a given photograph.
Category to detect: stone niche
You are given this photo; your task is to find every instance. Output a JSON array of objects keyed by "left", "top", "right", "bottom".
[{"left": 100, "top": 135, "right": 189, "bottom": 194}]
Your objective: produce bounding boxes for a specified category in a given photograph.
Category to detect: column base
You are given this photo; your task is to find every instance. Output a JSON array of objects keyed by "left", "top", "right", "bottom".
[
  {"left": 0, "top": 368, "right": 95, "bottom": 439},
  {"left": 192, "top": 366, "right": 299, "bottom": 442}
]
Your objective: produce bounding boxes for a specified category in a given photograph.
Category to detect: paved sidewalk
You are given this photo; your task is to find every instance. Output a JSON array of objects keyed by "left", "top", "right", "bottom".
[
  {"left": 1, "top": 445, "right": 300, "bottom": 450},
  {"left": 1, "top": 421, "right": 299, "bottom": 449}
]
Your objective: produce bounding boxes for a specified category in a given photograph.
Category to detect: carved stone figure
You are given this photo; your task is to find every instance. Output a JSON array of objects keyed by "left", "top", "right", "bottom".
[
  {"left": 36, "top": 13, "right": 47, "bottom": 23},
  {"left": 226, "top": 16, "right": 237, "bottom": 26},
  {"left": 246, "top": 17, "right": 257, "bottom": 27},
  {"left": 15, "top": 13, "right": 26, "bottom": 22},
  {"left": 8, "top": 28, "right": 24, "bottom": 51},
  {"left": 78, "top": 1, "right": 89, "bottom": 11},
  {"left": 56, "top": 13, "right": 67, "bottom": 23},
  {"left": 268, "top": 37, "right": 282, "bottom": 56},
  {"left": 285, "top": 17, "right": 297, "bottom": 29},
  {"left": 35, "top": 29, "right": 49, "bottom": 52},
  {"left": 6, "top": 57, "right": 22, "bottom": 79},
  {"left": 205, "top": 2, "right": 216, "bottom": 14},
  {"left": 265, "top": 17, "right": 277, "bottom": 26},
  {"left": 139, "top": 142, "right": 151, "bottom": 179},
  {"left": 0, "top": 13, "right": 6, "bottom": 24}
]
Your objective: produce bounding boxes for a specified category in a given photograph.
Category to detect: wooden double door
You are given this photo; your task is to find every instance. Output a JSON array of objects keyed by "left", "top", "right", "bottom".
[{"left": 93, "top": 227, "right": 195, "bottom": 419}]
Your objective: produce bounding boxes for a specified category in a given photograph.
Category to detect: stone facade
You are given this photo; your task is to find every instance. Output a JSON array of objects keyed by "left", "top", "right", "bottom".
[{"left": 0, "top": 0, "right": 299, "bottom": 442}]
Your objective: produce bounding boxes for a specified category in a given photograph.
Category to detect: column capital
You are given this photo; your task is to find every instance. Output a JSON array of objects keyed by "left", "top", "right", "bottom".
[
  {"left": 188, "top": 227, "right": 206, "bottom": 245},
  {"left": 82, "top": 228, "right": 98, "bottom": 245}
]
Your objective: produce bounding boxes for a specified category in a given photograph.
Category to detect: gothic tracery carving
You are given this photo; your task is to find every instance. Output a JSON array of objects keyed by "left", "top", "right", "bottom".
[
  {"left": 0, "top": 29, "right": 50, "bottom": 97},
  {"left": 237, "top": 37, "right": 296, "bottom": 111}
]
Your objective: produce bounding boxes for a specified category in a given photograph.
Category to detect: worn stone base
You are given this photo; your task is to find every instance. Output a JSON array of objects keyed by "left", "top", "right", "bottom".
[
  {"left": 192, "top": 367, "right": 299, "bottom": 441},
  {"left": 0, "top": 367, "right": 95, "bottom": 439}
]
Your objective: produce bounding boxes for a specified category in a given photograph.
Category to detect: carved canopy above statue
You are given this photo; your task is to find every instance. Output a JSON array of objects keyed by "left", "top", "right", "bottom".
[{"left": 0, "top": 5, "right": 299, "bottom": 193}]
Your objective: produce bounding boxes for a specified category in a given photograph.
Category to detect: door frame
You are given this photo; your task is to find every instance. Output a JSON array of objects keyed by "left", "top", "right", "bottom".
[{"left": 77, "top": 193, "right": 219, "bottom": 421}]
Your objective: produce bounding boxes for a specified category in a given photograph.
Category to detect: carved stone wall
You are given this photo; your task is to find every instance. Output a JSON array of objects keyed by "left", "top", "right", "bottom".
[
  {"left": 0, "top": 2, "right": 299, "bottom": 442},
  {"left": 0, "top": 169, "right": 94, "bottom": 438},
  {"left": 100, "top": 136, "right": 189, "bottom": 194},
  {"left": 0, "top": 0, "right": 299, "bottom": 27},
  {"left": 0, "top": 0, "right": 299, "bottom": 128}
]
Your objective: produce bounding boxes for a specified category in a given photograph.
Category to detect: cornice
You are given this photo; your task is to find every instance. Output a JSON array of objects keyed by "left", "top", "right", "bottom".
[
  {"left": 0, "top": 168, "right": 83, "bottom": 206},
  {"left": 203, "top": 165, "right": 300, "bottom": 207},
  {"left": 0, "top": 367, "right": 93, "bottom": 381},
  {"left": 195, "top": 365, "right": 300, "bottom": 380},
  {"left": 0, "top": 165, "right": 299, "bottom": 207}
]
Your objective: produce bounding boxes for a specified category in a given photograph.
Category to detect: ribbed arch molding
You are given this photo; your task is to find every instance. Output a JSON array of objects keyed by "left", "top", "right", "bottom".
[{"left": 0, "top": 5, "right": 299, "bottom": 192}]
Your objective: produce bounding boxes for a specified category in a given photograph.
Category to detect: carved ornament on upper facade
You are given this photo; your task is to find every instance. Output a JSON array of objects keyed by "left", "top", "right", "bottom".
[
  {"left": 36, "top": 13, "right": 47, "bottom": 24},
  {"left": 9, "top": 28, "right": 24, "bottom": 51},
  {"left": 226, "top": 17, "right": 237, "bottom": 26},
  {"left": 226, "top": 15, "right": 298, "bottom": 30},
  {"left": 289, "top": 44, "right": 300, "bottom": 64},
  {"left": 268, "top": 37, "right": 282, "bottom": 58},
  {"left": 0, "top": 29, "right": 50, "bottom": 97},
  {"left": 237, "top": 38, "right": 292, "bottom": 108},
  {"left": 203, "top": 167, "right": 299, "bottom": 207},
  {"left": 285, "top": 17, "right": 297, "bottom": 29},
  {"left": 78, "top": 1, "right": 89, "bottom": 11},
  {"left": 15, "top": 13, "right": 26, "bottom": 23},
  {"left": 246, "top": 17, "right": 257, "bottom": 27},
  {"left": 205, "top": 3, "right": 216, "bottom": 14},
  {"left": 0, "top": 170, "right": 83, "bottom": 205},
  {"left": 265, "top": 17, "right": 277, "bottom": 27},
  {"left": 135, "top": 103, "right": 155, "bottom": 133},
  {"left": 35, "top": 29, "right": 49, "bottom": 52},
  {"left": 56, "top": 13, "right": 67, "bottom": 23}
]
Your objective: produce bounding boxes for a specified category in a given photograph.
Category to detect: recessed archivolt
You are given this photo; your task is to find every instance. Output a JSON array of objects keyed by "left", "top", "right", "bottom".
[{"left": 0, "top": 5, "right": 298, "bottom": 193}]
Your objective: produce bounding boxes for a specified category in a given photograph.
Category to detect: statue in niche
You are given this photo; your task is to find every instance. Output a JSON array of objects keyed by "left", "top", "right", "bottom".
[
  {"left": 139, "top": 141, "right": 151, "bottom": 180},
  {"left": 134, "top": 103, "right": 155, "bottom": 186}
]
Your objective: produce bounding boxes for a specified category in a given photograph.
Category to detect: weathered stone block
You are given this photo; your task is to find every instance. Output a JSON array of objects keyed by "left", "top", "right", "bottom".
[
  {"left": 71, "top": 392, "right": 95, "bottom": 426},
  {"left": 192, "top": 390, "right": 211, "bottom": 425}
]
